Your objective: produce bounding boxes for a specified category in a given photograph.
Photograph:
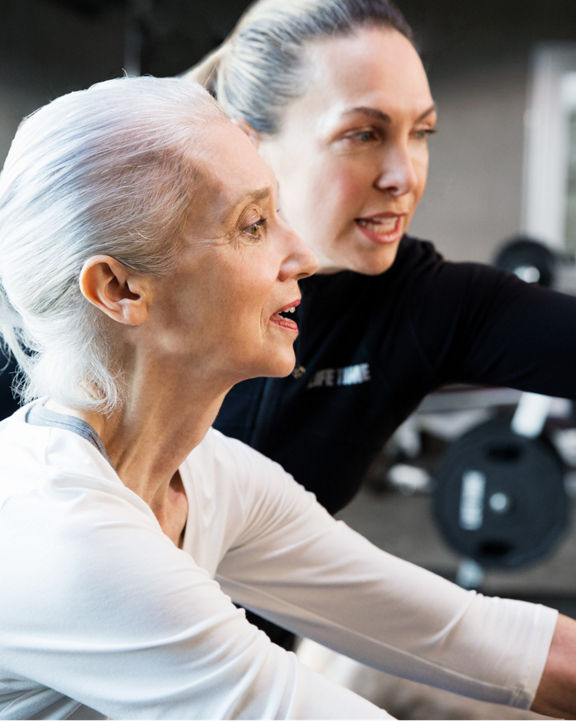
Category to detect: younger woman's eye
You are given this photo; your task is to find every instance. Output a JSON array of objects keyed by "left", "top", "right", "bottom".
[
  {"left": 347, "top": 129, "right": 380, "bottom": 144},
  {"left": 413, "top": 127, "right": 437, "bottom": 141},
  {"left": 242, "top": 217, "right": 267, "bottom": 240}
]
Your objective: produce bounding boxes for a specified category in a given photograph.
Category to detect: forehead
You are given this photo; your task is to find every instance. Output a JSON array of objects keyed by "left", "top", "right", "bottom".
[
  {"left": 301, "top": 27, "right": 433, "bottom": 124},
  {"left": 182, "top": 121, "right": 275, "bottom": 229},
  {"left": 193, "top": 120, "right": 266, "bottom": 178}
]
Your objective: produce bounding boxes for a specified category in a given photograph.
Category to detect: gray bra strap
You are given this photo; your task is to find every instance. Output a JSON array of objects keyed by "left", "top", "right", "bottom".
[{"left": 26, "top": 402, "right": 114, "bottom": 467}]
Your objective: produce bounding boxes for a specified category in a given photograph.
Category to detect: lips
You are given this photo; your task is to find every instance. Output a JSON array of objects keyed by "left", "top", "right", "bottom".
[
  {"left": 270, "top": 299, "right": 300, "bottom": 332},
  {"left": 355, "top": 213, "right": 404, "bottom": 245}
]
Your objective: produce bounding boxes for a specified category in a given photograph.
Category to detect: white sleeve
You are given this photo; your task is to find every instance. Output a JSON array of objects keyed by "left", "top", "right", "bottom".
[
  {"left": 0, "top": 479, "right": 389, "bottom": 720},
  {"left": 215, "top": 440, "right": 558, "bottom": 711}
]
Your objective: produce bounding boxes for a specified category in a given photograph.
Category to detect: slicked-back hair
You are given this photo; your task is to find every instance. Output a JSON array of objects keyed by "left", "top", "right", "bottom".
[
  {"left": 0, "top": 76, "right": 225, "bottom": 412},
  {"left": 186, "top": 0, "right": 413, "bottom": 135}
]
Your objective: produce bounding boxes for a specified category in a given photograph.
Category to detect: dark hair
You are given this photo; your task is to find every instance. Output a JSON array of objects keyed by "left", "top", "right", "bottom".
[{"left": 186, "top": 0, "right": 413, "bottom": 135}]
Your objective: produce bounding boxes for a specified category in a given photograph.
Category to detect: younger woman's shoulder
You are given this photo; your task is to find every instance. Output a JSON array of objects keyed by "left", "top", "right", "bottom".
[{"left": 393, "top": 234, "right": 445, "bottom": 273}]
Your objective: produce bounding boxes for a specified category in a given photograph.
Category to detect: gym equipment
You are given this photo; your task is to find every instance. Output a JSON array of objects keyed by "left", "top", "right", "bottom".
[
  {"left": 433, "top": 394, "right": 569, "bottom": 570},
  {"left": 493, "top": 237, "right": 557, "bottom": 287}
]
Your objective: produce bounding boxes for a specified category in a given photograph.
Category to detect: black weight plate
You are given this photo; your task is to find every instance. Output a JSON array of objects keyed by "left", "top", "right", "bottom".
[
  {"left": 493, "top": 237, "right": 557, "bottom": 287},
  {"left": 433, "top": 418, "right": 569, "bottom": 569}
]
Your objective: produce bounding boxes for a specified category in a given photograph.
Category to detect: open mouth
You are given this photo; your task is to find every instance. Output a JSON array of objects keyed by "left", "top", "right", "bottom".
[
  {"left": 279, "top": 306, "right": 297, "bottom": 320},
  {"left": 357, "top": 217, "right": 398, "bottom": 231},
  {"left": 271, "top": 301, "right": 300, "bottom": 331},
  {"left": 355, "top": 214, "right": 403, "bottom": 244}
]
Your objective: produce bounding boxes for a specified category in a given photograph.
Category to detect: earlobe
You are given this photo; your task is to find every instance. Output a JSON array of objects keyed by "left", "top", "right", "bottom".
[
  {"left": 79, "top": 255, "right": 149, "bottom": 326},
  {"left": 233, "top": 117, "right": 260, "bottom": 148}
]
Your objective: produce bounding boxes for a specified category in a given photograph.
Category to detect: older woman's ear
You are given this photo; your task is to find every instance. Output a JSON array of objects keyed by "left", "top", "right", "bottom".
[{"left": 79, "top": 255, "right": 150, "bottom": 326}]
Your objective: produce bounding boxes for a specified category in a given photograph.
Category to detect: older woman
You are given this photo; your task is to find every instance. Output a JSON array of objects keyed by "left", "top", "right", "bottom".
[
  {"left": 188, "top": 0, "right": 576, "bottom": 514},
  {"left": 0, "top": 75, "right": 575, "bottom": 720}
]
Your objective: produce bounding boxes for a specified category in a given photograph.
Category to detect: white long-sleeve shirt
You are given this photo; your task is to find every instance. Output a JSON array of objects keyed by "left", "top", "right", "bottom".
[{"left": 0, "top": 403, "right": 557, "bottom": 719}]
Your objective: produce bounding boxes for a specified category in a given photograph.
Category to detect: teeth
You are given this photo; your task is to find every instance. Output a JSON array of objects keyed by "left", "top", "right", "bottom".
[{"left": 358, "top": 217, "right": 398, "bottom": 232}]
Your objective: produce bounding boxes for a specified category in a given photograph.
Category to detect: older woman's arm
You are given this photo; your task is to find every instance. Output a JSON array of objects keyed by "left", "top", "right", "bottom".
[
  {"left": 0, "top": 480, "right": 389, "bottom": 719},
  {"left": 215, "top": 431, "right": 563, "bottom": 714},
  {"left": 0, "top": 416, "right": 393, "bottom": 720},
  {"left": 532, "top": 614, "right": 576, "bottom": 717}
]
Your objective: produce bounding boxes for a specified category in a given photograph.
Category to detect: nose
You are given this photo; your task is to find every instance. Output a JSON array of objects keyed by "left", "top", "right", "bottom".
[
  {"left": 373, "top": 141, "right": 418, "bottom": 197},
  {"left": 278, "top": 220, "right": 318, "bottom": 281}
]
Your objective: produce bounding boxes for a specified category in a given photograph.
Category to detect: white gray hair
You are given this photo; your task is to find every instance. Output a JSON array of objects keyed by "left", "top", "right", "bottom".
[
  {"left": 0, "top": 75, "right": 226, "bottom": 413},
  {"left": 186, "top": 0, "right": 414, "bottom": 135}
]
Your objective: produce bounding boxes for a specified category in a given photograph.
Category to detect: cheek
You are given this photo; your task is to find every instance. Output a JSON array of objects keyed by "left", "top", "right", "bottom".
[
  {"left": 332, "top": 165, "right": 366, "bottom": 208},
  {"left": 313, "top": 157, "right": 364, "bottom": 211},
  {"left": 315, "top": 164, "right": 368, "bottom": 242},
  {"left": 413, "top": 151, "right": 429, "bottom": 201},
  {"left": 228, "top": 262, "right": 276, "bottom": 318}
]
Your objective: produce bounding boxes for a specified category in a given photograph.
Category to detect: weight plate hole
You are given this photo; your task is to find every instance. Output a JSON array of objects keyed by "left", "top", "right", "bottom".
[
  {"left": 487, "top": 444, "right": 522, "bottom": 462},
  {"left": 477, "top": 540, "right": 514, "bottom": 559}
]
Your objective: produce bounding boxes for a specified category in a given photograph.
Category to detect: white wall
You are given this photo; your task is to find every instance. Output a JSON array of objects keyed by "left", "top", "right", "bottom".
[
  {"left": 411, "top": 55, "right": 529, "bottom": 263},
  {"left": 401, "top": 0, "right": 576, "bottom": 262}
]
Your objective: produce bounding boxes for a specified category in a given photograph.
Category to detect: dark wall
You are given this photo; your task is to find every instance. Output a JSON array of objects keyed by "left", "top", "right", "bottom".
[
  {"left": 5, "top": 1, "right": 575, "bottom": 87},
  {"left": 1, "top": 0, "right": 575, "bottom": 129},
  {"left": 138, "top": 1, "right": 576, "bottom": 79}
]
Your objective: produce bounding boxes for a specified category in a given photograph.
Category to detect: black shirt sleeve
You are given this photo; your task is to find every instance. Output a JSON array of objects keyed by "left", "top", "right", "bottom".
[{"left": 407, "top": 254, "right": 576, "bottom": 398}]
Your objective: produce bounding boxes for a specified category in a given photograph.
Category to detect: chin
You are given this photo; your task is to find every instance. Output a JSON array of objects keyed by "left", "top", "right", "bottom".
[
  {"left": 327, "top": 239, "right": 401, "bottom": 276},
  {"left": 249, "top": 352, "right": 296, "bottom": 381},
  {"left": 348, "top": 249, "right": 399, "bottom": 276},
  {"left": 267, "top": 360, "right": 297, "bottom": 379}
]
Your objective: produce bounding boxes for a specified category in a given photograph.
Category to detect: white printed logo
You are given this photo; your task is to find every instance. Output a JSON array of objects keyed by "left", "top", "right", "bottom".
[{"left": 307, "top": 362, "right": 371, "bottom": 389}]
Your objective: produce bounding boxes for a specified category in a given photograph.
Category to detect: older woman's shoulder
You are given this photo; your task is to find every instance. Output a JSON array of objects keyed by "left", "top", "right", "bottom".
[
  {"left": 185, "top": 426, "right": 315, "bottom": 509},
  {"left": 189, "top": 426, "right": 293, "bottom": 481}
]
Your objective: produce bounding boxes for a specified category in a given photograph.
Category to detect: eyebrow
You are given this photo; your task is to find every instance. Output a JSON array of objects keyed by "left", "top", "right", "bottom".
[
  {"left": 227, "top": 183, "right": 279, "bottom": 218},
  {"left": 228, "top": 185, "right": 271, "bottom": 212},
  {"left": 238, "top": 186, "right": 272, "bottom": 204},
  {"left": 341, "top": 104, "right": 437, "bottom": 123}
]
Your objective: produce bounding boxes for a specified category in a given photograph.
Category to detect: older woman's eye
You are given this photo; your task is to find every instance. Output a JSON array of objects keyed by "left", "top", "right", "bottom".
[{"left": 242, "top": 217, "right": 267, "bottom": 240}]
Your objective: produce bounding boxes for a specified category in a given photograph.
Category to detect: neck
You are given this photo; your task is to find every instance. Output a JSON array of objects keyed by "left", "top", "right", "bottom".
[{"left": 54, "top": 368, "right": 231, "bottom": 505}]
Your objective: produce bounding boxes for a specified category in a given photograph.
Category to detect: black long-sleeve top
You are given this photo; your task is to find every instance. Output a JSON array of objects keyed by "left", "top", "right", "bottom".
[{"left": 215, "top": 235, "right": 576, "bottom": 514}]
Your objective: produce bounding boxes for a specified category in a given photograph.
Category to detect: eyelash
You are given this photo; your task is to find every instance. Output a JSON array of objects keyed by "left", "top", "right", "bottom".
[
  {"left": 413, "top": 128, "right": 437, "bottom": 140},
  {"left": 345, "top": 127, "right": 437, "bottom": 144},
  {"left": 242, "top": 217, "right": 267, "bottom": 241},
  {"left": 347, "top": 129, "right": 380, "bottom": 144}
]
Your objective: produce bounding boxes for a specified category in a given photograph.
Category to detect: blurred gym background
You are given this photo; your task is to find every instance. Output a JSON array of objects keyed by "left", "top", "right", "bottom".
[
  {"left": 2, "top": 0, "right": 575, "bottom": 262},
  {"left": 2, "top": 1, "right": 576, "bottom": 717}
]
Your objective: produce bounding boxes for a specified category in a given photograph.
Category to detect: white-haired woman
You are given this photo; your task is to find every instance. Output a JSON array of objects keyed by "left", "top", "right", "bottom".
[
  {"left": 0, "top": 75, "right": 575, "bottom": 720},
  {"left": 188, "top": 0, "right": 576, "bottom": 514}
]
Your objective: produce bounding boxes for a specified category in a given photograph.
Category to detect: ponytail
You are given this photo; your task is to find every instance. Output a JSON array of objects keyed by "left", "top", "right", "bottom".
[
  {"left": 183, "top": 42, "right": 229, "bottom": 96},
  {"left": 0, "top": 280, "right": 29, "bottom": 398},
  {"left": 184, "top": 0, "right": 414, "bottom": 135}
]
